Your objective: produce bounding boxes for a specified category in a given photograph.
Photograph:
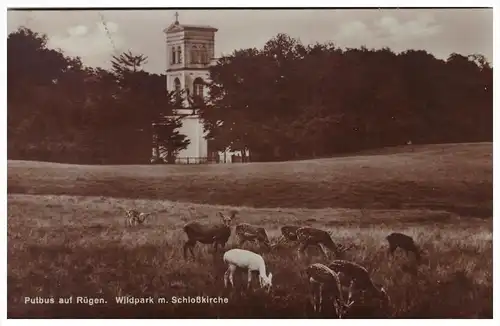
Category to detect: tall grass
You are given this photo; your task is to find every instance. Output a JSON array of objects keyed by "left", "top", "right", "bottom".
[
  {"left": 7, "top": 144, "right": 493, "bottom": 318},
  {"left": 7, "top": 195, "right": 492, "bottom": 318}
]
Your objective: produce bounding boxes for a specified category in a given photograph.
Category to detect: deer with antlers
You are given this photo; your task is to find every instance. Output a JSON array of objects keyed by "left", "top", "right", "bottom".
[
  {"left": 296, "top": 227, "right": 354, "bottom": 259},
  {"left": 125, "top": 209, "right": 152, "bottom": 227},
  {"left": 183, "top": 210, "right": 236, "bottom": 260},
  {"left": 235, "top": 223, "right": 271, "bottom": 250},
  {"left": 328, "top": 260, "right": 390, "bottom": 311},
  {"left": 386, "top": 232, "right": 422, "bottom": 262},
  {"left": 305, "top": 263, "right": 355, "bottom": 318}
]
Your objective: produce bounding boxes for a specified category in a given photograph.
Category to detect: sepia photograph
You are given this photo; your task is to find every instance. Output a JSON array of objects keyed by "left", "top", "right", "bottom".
[{"left": 5, "top": 5, "right": 494, "bottom": 320}]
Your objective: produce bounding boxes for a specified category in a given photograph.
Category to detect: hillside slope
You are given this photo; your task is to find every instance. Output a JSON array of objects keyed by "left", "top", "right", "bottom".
[{"left": 7, "top": 143, "right": 492, "bottom": 216}]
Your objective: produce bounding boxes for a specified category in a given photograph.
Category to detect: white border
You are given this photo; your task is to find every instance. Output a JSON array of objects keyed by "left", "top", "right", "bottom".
[
  {"left": 3, "top": 0, "right": 497, "bottom": 8},
  {"left": 2, "top": 1, "right": 497, "bottom": 326},
  {"left": 493, "top": 0, "right": 499, "bottom": 323}
]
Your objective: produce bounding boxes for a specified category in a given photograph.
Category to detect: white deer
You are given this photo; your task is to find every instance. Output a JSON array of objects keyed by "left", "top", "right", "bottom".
[{"left": 223, "top": 248, "right": 273, "bottom": 292}]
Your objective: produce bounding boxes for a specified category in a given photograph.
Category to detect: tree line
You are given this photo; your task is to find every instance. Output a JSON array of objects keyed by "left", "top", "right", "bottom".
[
  {"left": 8, "top": 27, "right": 189, "bottom": 164},
  {"left": 7, "top": 28, "right": 492, "bottom": 164},
  {"left": 199, "top": 33, "right": 492, "bottom": 161}
]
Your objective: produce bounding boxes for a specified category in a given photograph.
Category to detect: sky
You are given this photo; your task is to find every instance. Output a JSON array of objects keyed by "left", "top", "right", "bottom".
[{"left": 7, "top": 8, "right": 493, "bottom": 74}]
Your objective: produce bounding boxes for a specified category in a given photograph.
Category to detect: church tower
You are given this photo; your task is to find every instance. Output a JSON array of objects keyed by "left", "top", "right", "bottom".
[{"left": 162, "top": 13, "right": 218, "bottom": 163}]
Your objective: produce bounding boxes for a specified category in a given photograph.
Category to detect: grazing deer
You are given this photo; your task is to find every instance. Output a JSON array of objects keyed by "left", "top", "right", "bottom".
[
  {"left": 223, "top": 248, "right": 273, "bottom": 292},
  {"left": 183, "top": 211, "right": 236, "bottom": 260},
  {"left": 280, "top": 225, "right": 301, "bottom": 241},
  {"left": 126, "top": 209, "right": 151, "bottom": 227},
  {"left": 235, "top": 223, "right": 271, "bottom": 250},
  {"left": 271, "top": 225, "right": 300, "bottom": 248},
  {"left": 328, "top": 260, "right": 390, "bottom": 310},
  {"left": 296, "top": 227, "right": 354, "bottom": 259},
  {"left": 386, "top": 232, "right": 422, "bottom": 261},
  {"left": 306, "top": 263, "right": 355, "bottom": 318},
  {"left": 125, "top": 209, "right": 140, "bottom": 225}
]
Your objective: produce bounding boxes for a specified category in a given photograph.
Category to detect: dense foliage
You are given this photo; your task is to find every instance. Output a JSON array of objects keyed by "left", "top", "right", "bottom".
[
  {"left": 7, "top": 27, "right": 189, "bottom": 164},
  {"left": 7, "top": 28, "right": 492, "bottom": 164},
  {"left": 200, "top": 34, "right": 492, "bottom": 161}
]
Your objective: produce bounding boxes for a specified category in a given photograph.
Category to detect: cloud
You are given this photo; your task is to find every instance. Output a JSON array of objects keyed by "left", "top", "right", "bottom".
[
  {"left": 375, "top": 14, "right": 443, "bottom": 40},
  {"left": 335, "top": 20, "right": 373, "bottom": 40},
  {"left": 67, "top": 25, "right": 88, "bottom": 37},
  {"left": 332, "top": 13, "right": 444, "bottom": 53},
  {"left": 7, "top": 9, "right": 490, "bottom": 72},
  {"left": 47, "top": 21, "right": 124, "bottom": 65}
]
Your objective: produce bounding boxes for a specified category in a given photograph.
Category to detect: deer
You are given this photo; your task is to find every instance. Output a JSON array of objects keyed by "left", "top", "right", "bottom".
[
  {"left": 125, "top": 209, "right": 152, "bottom": 227},
  {"left": 270, "top": 225, "right": 301, "bottom": 248},
  {"left": 296, "top": 227, "right": 354, "bottom": 259},
  {"left": 183, "top": 210, "right": 236, "bottom": 260},
  {"left": 235, "top": 223, "right": 271, "bottom": 250},
  {"left": 328, "top": 260, "right": 390, "bottom": 311},
  {"left": 305, "top": 263, "right": 355, "bottom": 318},
  {"left": 223, "top": 248, "right": 273, "bottom": 292},
  {"left": 386, "top": 232, "right": 422, "bottom": 262},
  {"left": 280, "top": 225, "right": 301, "bottom": 242}
]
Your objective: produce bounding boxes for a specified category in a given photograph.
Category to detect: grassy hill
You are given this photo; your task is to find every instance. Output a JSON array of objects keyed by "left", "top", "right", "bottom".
[
  {"left": 7, "top": 142, "right": 493, "bottom": 217},
  {"left": 7, "top": 142, "right": 493, "bottom": 318}
]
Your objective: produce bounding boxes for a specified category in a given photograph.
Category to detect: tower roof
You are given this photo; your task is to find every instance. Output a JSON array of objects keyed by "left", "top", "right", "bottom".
[{"left": 164, "top": 21, "right": 218, "bottom": 34}]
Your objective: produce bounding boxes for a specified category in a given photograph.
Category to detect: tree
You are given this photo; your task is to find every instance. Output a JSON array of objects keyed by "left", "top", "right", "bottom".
[
  {"left": 201, "top": 32, "right": 492, "bottom": 161},
  {"left": 109, "top": 50, "right": 191, "bottom": 163},
  {"left": 111, "top": 50, "right": 148, "bottom": 74},
  {"left": 153, "top": 115, "right": 190, "bottom": 164},
  {"left": 7, "top": 27, "right": 89, "bottom": 162},
  {"left": 7, "top": 26, "right": 492, "bottom": 164}
]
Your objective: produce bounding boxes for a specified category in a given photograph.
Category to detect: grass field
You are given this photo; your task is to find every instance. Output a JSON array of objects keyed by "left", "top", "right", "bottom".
[{"left": 7, "top": 142, "right": 493, "bottom": 318}]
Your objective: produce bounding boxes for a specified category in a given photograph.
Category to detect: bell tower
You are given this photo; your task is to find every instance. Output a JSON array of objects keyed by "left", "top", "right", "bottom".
[
  {"left": 162, "top": 13, "right": 218, "bottom": 162},
  {"left": 164, "top": 13, "right": 217, "bottom": 110}
]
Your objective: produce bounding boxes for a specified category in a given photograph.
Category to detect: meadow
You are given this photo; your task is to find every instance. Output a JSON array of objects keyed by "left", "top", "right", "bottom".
[{"left": 7, "top": 142, "right": 493, "bottom": 318}]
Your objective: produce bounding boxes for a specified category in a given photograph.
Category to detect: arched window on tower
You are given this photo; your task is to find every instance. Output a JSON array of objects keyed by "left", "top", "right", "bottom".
[
  {"left": 200, "top": 45, "right": 208, "bottom": 64},
  {"left": 176, "top": 46, "right": 182, "bottom": 64},
  {"left": 191, "top": 45, "right": 199, "bottom": 64},
  {"left": 171, "top": 46, "right": 176, "bottom": 64},
  {"left": 193, "top": 77, "right": 204, "bottom": 99},
  {"left": 174, "top": 77, "right": 182, "bottom": 101}
]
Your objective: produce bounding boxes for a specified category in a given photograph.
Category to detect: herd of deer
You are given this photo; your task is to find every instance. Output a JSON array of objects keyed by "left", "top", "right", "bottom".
[{"left": 125, "top": 208, "right": 423, "bottom": 318}]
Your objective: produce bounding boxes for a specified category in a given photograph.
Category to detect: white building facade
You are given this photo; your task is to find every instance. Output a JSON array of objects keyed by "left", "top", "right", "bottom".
[{"left": 152, "top": 16, "right": 240, "bottom": 164}]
